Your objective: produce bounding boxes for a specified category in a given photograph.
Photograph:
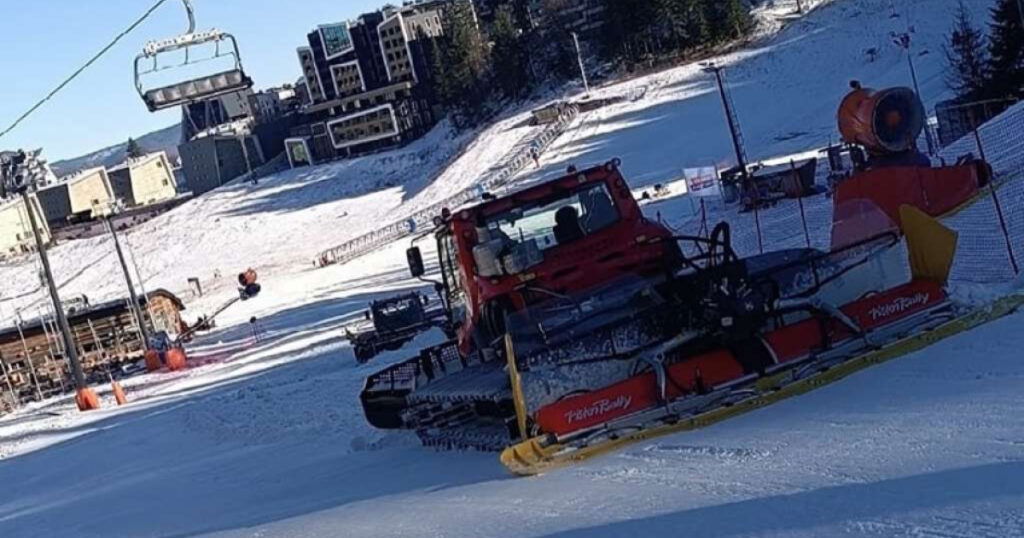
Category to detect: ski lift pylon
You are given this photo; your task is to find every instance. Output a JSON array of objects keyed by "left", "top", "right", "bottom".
[{"left": 134, "top": 0, "right": 253, "bottom": 112}]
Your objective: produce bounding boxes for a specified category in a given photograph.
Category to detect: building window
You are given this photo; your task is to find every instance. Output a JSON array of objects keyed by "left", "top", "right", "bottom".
[{"left": 320, "top": 23, "right": 353, "bottom": 58}]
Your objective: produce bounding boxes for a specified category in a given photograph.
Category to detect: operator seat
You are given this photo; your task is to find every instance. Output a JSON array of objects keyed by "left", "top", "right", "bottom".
[
  {"left": 554, "top": 206, "right": 585, "bottom": 244},
  {"left": 581, "top": 189, "right": 617, "bottom": 232}
]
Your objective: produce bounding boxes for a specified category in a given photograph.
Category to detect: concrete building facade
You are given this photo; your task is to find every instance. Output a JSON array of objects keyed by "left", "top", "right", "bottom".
[
  {"left": 291, "top": 1, "right": 451, "bottom": 161},
  {"left": 0, "top": 196, "right": 49, "bottom": 256},
  {"left": 64, "top": 168, "right": 115, "bottom": 218},
  {"left": 107, "top": 152, "right": 178, "bottom": 208}
]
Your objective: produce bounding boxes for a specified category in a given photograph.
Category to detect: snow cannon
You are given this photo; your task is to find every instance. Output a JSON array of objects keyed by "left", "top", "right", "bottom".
[
  {"left": 238, "top": 268, "right": 261, "bottom": 300},
  {"left": 838, "top": 83, "right": 926, "bottom": 158},
  {"left": 831, "top": 81, "right": 989, "bottom": 236}
]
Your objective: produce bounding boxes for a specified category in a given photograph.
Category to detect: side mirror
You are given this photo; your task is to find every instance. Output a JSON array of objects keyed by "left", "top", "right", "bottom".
[{"left": 407, "top": 247, "right": 425, "bottom": 278}]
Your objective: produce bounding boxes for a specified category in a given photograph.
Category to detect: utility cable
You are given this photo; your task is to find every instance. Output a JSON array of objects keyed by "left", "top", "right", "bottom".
[{"left": 0, "top": 0, "right": 173, "bottom": 142}]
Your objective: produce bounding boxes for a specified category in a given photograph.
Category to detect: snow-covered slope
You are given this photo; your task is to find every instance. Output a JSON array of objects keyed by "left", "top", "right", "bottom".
[{"left": 2, "top": 1, "right": 1023, "bottom": 537}]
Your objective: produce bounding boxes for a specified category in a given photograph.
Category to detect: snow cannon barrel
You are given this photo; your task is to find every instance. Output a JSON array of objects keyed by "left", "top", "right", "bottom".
[{"left": 838, "top": 85, "right": 925, "bottom": 155}]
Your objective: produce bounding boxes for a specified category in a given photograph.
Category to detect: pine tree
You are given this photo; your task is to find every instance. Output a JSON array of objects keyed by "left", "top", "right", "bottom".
[
  {"left": 658, "top": 0, "right": 708, "bottom": 52},
  {"left": 437, "top": 0, "right": 492, "bottom": 124},
  {"left": 703, "top": 0, "right": 752, "bottom": 44},
  {"left": 490, "top": 6, "right": 531, "bottom": 99},
  {"left": 599, "top": 0, "right": 660, "bottom": 62},
  {"left": 987, "top": 0, "right": 1024, "bottom": 99},
  {"left": 430, "top": 38, "right": 453, "bottom": 107},
  {"left": 126, "top": 137, "right": 145, "bottom": 159},
  {"left": 943, "top": 1, "right": 988, "bottom": 100}
]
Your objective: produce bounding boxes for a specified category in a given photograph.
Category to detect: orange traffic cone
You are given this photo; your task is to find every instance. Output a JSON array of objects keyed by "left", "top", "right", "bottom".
[
  {"left": 75, "top": 388, "right": 101, "bottom": 411},
  {"left": 144, "top": 349, "right": 162, "bottom": 372},
  {"left": 111, "top": 380, "right": 128, "bottom": 405},
  {"left": 165, "top": 347, "right": 188, "bottom": 371}
]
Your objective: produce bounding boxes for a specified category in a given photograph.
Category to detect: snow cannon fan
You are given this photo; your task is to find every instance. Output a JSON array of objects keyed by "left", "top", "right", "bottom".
[
  {"left": 238, "top": 268, "right": 261, "bottom": 300},
  {"left": 838, "top": 83, "right": 925, "bottom": 156}
]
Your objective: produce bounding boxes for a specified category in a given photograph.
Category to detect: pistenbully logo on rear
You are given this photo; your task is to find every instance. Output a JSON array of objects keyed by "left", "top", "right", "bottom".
[
  {"left": 565, "top": 395, "right": 633, "bottom": 424},
  {"left": 868, "top": 292, "right": 930, "bottom": 322}
]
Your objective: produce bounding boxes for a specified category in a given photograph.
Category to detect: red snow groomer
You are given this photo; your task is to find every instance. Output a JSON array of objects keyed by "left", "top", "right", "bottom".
[{"left": 360, "top": 152, "right": 976, "bottom": 474}]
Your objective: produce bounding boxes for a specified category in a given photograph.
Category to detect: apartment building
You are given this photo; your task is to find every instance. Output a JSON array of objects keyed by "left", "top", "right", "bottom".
[{"left": 292, "top": 1, "right": 451, "bottom": 161}]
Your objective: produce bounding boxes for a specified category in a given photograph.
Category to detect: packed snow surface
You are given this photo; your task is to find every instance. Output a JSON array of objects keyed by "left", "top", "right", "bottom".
[{"left": 2, "top": 0, "right": 1023, "bottom": 536}]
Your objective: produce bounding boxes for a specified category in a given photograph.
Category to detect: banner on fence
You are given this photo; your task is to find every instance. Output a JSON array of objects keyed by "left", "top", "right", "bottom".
[{"left": 684, "top": 167, "right": 719, "bottom": 197}]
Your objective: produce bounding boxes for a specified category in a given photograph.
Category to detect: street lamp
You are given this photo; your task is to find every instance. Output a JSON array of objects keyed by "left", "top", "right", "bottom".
[
  {"left": 0, "top": 150, "right": 98, "bottom": 411},
  {"left": 700, "top": 61, "right": 749, "bottom": 181},
  {"left": 570, "top": 31, "right": 590, "bottom": 97},
  {"left": 701, "top": 61, "right": 763, "bottom": 254},
  {"left": 892, "top": 31, "right": 937, "bottom": 155},
  {"left": 95, "top": 200, "right": 151, "bottom": 349}
]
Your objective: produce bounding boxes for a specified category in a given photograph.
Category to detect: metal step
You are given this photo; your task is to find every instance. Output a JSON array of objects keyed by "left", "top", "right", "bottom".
[{"left": 408, "top": 361, "right": 511, "bottom": 405}]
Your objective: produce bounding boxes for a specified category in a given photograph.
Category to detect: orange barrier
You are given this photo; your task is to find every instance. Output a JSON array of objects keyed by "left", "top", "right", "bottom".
[
  {"left": 165, "top": 348, "right": 188, "bottom": 371},
  {"left": 112, "top": 380, "right": 128, "bottom": 405},
  {"left": 76, "top": 388, "right": 100, "bottom": 411}
]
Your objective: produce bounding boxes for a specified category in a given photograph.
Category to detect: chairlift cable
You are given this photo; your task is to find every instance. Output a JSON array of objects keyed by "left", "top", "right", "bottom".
[{"left": 0, "top": 0, "right": 173, "bottom": 142}]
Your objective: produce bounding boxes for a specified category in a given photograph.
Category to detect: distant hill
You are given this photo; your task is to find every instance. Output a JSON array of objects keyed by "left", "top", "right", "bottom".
[{"left": 50, "top": 123, "right": 182, "bottom": 177}]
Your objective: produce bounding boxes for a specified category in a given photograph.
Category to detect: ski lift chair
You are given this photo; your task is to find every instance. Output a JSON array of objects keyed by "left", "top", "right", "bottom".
[{"left": 134, "top": 0, "right": 253, "bottom": 112}]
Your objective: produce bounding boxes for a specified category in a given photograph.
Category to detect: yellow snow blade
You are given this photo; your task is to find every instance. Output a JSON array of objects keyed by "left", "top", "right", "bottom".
[
  {"left": 501, "top": 293, "right": 1024, "bottom": 477},
  {"left": 901, "top": 204, "right": 958, "bottom": 285}
]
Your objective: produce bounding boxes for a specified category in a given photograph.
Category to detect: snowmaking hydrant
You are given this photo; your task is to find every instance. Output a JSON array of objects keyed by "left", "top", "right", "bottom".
[{"left": 145, "top": 269, "right": 263, "bottom": 372}]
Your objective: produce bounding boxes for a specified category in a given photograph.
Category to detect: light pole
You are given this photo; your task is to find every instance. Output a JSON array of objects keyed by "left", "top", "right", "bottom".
[
  {"left": 1, "top": 150, "right": 98, "bottom": 411},
  {"left": 702, "top": 61, "right": 763, "bottom": 254},
  {"left": 571, "top": 31, "right": 590, "bottom": 97},
  {"left": 893, "top": 31, "right": 937, "bottom": 155},
  {"left": 102, "top": 207, "right": 151, "bottom": 347},
  {"left": 701, "top": 62, "right": 749, "bottom": 181}
]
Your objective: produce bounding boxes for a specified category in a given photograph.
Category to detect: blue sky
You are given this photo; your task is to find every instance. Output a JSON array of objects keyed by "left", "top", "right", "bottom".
[{"left": 0, "top": 0, "right": 380, "bottom": 161}]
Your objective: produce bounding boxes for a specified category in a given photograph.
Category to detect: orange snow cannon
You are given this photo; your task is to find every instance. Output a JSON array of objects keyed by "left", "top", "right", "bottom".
[
  {"left": 238, "top": 268, "right": 261, "bottom": 300},
  {"left": 837, "top": 82, "right": 925, "bottom": 156}
]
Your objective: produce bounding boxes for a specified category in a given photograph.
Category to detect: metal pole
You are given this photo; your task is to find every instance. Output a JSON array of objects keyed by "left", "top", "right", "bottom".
[
  {"left": 37, "top": 311, "right": 65, "bottom": 391},
  {"left": 571, "top": 32, "right": 590, "bottom": 96},
  {"left": 970, "top": 123, "right": 1019, "bottom": 275},
  {"left": 106, "top": 218, "right": 151, "bottom": 347},
  {"left": 16, "top": 321, "right": 44, "bottom": 401},
  {"left": 906, "top": 52, "right": 936, "bottom": 155},
  {"left": 125, "top": 236, "right": 160, "bottom": 333},
  {"left": 0, "top": 355, "right": 18, "bottom": 410},
  {"left": 793, "top": 160, "right": 812, "bottom": 248},
  {"left": 709, "top": 64, "right": 761, "bottom": 253},
  {"left": 21, "top": 192, "right": 87, "bottom": 391},
  {"left": 711, "top": 66, "right": 749, "bottom": 178}
]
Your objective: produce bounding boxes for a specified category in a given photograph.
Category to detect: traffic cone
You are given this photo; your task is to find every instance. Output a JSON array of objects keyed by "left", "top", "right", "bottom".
[
  {"left": 111, "top": 380, "right": 128, "bottom": 405},
  {"left": 165, "top": 347, "right": 188, "bottom": 371},
  {"left": 75, "top": 388, "right": 100, "bottom": 411},
  {"left": 144, "top": 349, "right": 162, "bottom": 372}
]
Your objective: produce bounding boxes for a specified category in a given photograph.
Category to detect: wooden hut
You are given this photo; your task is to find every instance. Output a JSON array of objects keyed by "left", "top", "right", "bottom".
[{"left": 0, "top": 290, "right": 185, "bottom": 412}]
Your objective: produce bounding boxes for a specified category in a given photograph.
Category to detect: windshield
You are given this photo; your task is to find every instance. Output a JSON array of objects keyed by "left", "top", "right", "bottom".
[{"left": 483, "top": 183, "right": 620, "bottom": 251}]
